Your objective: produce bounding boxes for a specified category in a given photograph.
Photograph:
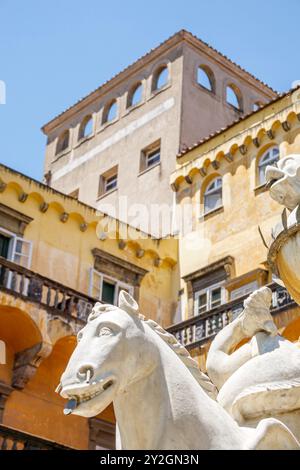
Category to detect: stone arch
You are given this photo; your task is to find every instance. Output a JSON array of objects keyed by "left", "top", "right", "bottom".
[
  {"left": 225, "top": 82, "right": 243, "bottom": 111},
  {"left": 56, "top": 130, "right": 70, "bottom": 155},
  {"left": 78, "top": 114, "right": 93, "bottom": 140},
  {"left": 0, "top": 300, "right": 48, "bottom": 391},
  {"left": 127, "top": 81, "right": 143, "bottom": 108},
  {"left": 0, "top": 303, "right": 43, "bottom": 354},
  {"left": 196, "top": 64, "right": 216, "bottom": 93},
  {"left": 152, "top": 63, "right": 170, "bottom": 92},
  {"left": 2, "top": 334, "right": 87, "bottom": 449},
  {"left": 46, "top": 317, "right": 76, "bottom": 347},
  {"left": 102, "top": 99, "right": 118, "bottom": 125}
]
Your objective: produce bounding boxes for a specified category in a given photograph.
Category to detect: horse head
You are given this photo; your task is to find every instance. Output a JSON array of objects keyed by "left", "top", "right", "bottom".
[{"left": 58, "top": 291, "right": 159, "bottom": 418}]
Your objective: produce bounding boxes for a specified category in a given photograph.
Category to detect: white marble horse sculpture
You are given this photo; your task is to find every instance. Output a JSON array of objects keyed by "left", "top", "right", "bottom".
[{"left": 59, "top": 291, "right": 299, "bottom": 449}]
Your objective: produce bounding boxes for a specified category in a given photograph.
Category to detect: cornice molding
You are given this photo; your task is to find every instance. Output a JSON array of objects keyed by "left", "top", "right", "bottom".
[{"left": 182, "top": 255, "right": 235, "bottom": 283}]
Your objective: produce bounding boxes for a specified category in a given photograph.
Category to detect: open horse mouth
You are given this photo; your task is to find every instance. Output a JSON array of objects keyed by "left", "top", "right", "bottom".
[{"left": 59, "top": 376, "right": 116, "bottom": 415}]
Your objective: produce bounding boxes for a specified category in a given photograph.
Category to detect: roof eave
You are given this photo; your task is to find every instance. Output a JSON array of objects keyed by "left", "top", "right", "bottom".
[{"left": 41, "top": 29, "right": 277, "bottom": 135}]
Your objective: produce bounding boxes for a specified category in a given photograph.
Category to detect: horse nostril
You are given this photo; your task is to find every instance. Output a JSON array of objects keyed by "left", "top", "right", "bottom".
[{"left": 77, "top": 366, "right": 94, "bottom": 383}]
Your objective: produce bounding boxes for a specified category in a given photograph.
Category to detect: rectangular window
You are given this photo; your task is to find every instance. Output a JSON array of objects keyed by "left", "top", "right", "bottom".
[
  {"left": 0, "top": 227, "right": 33, "bottom": 293},
  {"left": 104, "top": 174, "right": 118, "bottom": 193},
  {"left": 146, "top": 148, "right": 160, "bottom": 168},
  {"left": 140, "top": 141, "right": 161, "bottom": 173},
  {"left": 197, "top": 292, "right": 208, "bottom": 314},
  {"left": 0, "top": 227, "right": 33, "bottom": 269},
  {"left": 102, "top": 279, "right": 116, "bottom": 304},
  {"left": 11, "top": 237, "right": 33, "bottom": 268},
  {"left": 0, "top": 233, "right": 10, "bottom": 259},
  {"left": 98, "top": 166, "right": 118, "bottom": 198},
  {"left": 211, "top": 286, "right": 222, "bottom": 308},
  {"left": 194, "top": 282, "right": 225, "bottom": 316},
  {"left": 89, "top": 268, "right": 134, "bottom": 305}
]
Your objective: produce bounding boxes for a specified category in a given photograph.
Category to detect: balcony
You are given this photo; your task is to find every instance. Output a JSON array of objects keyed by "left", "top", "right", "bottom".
[
  {"left": 0, "top": 424, "right": 71, "bottom": 450},
  {"left": 0, "top": 256, "right": 96, "bottom": 324},
  {"left": 168, "top": 283, "right": 297, "bottom": 350}
]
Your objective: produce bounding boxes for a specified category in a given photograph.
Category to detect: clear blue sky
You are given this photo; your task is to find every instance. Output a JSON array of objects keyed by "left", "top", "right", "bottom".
[{"left": 0, "top": 0, "right": 299, "bottom": 181}]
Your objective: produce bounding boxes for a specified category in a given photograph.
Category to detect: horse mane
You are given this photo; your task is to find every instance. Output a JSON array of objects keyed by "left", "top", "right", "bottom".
[{"left": 143, "top": 317, "right": 218, "bottom": 400}]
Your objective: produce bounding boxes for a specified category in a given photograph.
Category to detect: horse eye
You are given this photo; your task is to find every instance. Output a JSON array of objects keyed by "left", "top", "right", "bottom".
[{"left": 98, "top": 326, "right": 113, "bottom": 337}]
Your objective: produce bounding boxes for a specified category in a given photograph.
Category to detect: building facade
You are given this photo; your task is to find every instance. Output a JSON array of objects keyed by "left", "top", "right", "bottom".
[
  {"left": 0, "top": 164, "right": 177, "bottom": 449},
  {"left": 42, "top": 30, "right": 276, "bottom": 236},
  {"left": 169, "top": 86, "right": 300, "bottom": 370},
  {"left": 1, "top": 31, "right": 300, "bottom": 451}
]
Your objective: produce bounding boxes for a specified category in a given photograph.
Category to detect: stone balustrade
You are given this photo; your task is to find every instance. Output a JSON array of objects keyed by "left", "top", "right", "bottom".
[
  {"left": 0, "top": 424, "right": 71, "bottom": 450},
  {"left": 0, "top": 256, "right": 96, "bottom": 323},
  {"left": 168, "top": 283, "right": 296, "bottom": 349}
]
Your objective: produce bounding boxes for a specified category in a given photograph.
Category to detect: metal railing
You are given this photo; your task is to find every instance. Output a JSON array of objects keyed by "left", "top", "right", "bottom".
[
  {"left": 168, "top": 283, "right": 297, "bottom": 350},
  {"left": 0, "top": 424, "right": 71, "bottom": 450},
  {"left": 0, "top": 256, "right": 96, "bottom": 323}
]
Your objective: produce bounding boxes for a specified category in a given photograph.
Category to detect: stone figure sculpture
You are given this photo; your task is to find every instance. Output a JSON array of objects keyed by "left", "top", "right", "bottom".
[
  {"left": 204, "top": 154, "right": 300, "bottom": 445},
  {"left": 58, "top": 291, "right": 299, "bottom": 449},
  {"left": 206, "top": 286, "right": 300, "bottom": 441},
  {"left": 266, "top": 154, "right": 300, "bottom": 305},
  {"left": 58, "top": 153, "right": 300, "bottom": 449}
]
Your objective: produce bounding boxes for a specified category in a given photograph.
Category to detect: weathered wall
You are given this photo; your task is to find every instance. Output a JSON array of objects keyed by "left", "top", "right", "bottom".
[
  {"left": 180, "top": 42, "right": 273, "bottom": 151},
  {"left": 42, "top": 32, "right": 275, "bottom": 236},
  {"left": 174, "top": 91, "right": 300, "bottom": 320},
  {"left": 0, "top": 165, "right": 178, "bottom": 325},
  {"left": 0, "top": 166, "right": 178, "bottom": 448},
  {"left": 45, "top": 45, "right": 184, "bottom": 235}
]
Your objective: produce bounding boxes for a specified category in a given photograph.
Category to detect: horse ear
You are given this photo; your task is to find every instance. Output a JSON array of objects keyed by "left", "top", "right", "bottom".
[{"left": 118, "top": 290, "right": 139, "bottom": 315}]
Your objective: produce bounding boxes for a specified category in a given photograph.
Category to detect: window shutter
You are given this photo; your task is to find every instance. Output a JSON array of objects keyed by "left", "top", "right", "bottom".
[
  {"left": 11, "top": 237, "right": 33, "bottom": 269},
  {"left": 116, "top": 282, "right": 134, "bottom": 304},
  {"left": 194, "top": 295, "right": 199, "bottom": 316},
  {"left": 89, "top": 268, "right": 103, "bottom": 299}
]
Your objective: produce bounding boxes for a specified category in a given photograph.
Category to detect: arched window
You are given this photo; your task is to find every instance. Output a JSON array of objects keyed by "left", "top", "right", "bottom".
[
  {"left": 258, "top": 146, "right": 280, "bottom": 185},
  {"left": 153, "top": 65, "right": 169, "bottom": 91},
  {"left": 204, "top": 177, "right": 223, "bottom": 214},
  {"left": 197, "top": 66, "right": 214, "bottom": 92},
  {"left": 56, "top": 130, "right": 70, "bottom": 155},
  {"left": 78, "top": 115, "right": 93, "bottom": 140},
  {"left": 128, "top": 82, "right": 143, "bottom": 108},
  {"left": 226, "top": 84, "right": 242, "bottom": 111},
  {"left": 102, "top": 100, "right": 117, "bottom": 124}
]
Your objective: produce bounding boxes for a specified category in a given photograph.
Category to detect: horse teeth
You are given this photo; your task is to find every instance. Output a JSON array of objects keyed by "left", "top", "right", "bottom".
[{"left": 66, "top": 382, "right": 109, "bottom": 406}]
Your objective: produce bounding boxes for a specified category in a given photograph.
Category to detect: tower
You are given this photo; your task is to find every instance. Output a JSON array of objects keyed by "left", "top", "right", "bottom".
[{"left": 42, "top": 30, "right": 276, "bottom": 236}]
